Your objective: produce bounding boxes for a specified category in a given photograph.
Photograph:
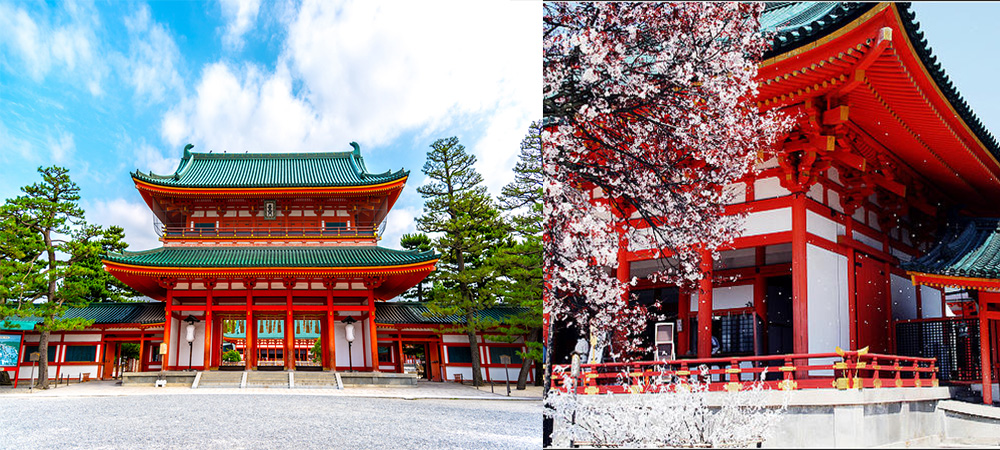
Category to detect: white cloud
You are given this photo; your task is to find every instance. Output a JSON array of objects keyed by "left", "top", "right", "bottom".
[
  {"left": 220, "top": 0, "right": 261, "bottom": 50},
  {"left": 86, "top": 198, "right": 161, "bottom": 251},
  {"left": 123, "top": 5, "right": 184, "bottom": 103},
  {"left": 0, "top": 1, "right": 104, "bottom": 93},
  {"left": 160, "top": 0, "right": 541, "bottom": 194},
  {"left": 47, "top": 131, "right": 76, "bottom": 163},
  {"left": 381, "top": 205, "right": 420, "bottom": 250}
]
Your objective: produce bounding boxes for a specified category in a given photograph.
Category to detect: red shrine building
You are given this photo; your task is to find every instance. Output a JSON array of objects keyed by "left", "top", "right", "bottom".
[
  {"left": 564, "top": 2, "right": 1000, "bottom": 401},
  {"left": 0, "top": 143, "right": 537, "bottom": 386},
  {"left": 101, "top": 143, "right": 437, "bottom": 373}
]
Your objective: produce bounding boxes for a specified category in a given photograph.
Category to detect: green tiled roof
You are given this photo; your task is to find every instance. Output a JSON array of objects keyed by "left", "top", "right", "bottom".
[
  {"left": 761, "top": 2, "right": 1000, "bottom": 160},
  {"left": 375, "top": 302, "right": 529, "bottom": 325},
  {"left": 15, "top": 303, "right": 165, "bottom": 326},
  {"left": 902, "top": 219, "right": 1000, "bottom": 279},
  {"left": 105, "top": 246, "right": 437, "bottom": 268},
  {"left": 132, "top": 142, "right": 408, "bottom": 188},
  {"left": 761, "top": 2, "right": 875, "bottom": 58}
]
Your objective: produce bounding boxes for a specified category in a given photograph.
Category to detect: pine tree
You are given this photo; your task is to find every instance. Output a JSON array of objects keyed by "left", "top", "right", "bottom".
[
  {"left": 399, "top": 232, "right": 433, "bottom": 302},
  {"left": 493, "top": 122, "right": 543, "bottom": 389},
  {"left": 69, "top": 225, "right": 142, "bottom": 303},
  {"left": 0, "top": 167, "right": 103, "bottom": 388},
  {"left": 416, "top": 137, "right": 506, "bottom": 387}
]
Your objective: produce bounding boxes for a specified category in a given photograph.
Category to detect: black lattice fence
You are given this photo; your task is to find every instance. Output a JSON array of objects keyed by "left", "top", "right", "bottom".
[
  {"left": 690, "top": 313, "right": 759, "bottom": 356},
  {"left": 896, "top": 318, "right": 981, "bottom": 382}
]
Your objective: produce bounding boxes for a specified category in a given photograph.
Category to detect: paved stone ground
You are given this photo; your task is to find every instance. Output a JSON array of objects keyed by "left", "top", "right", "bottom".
[{"left": 0, "top": 381, "right": 542, "bottom": 449}]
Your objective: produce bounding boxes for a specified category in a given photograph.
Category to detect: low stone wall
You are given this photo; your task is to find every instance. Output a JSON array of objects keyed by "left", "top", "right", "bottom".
[
  {"left": 339, "top": 372, "right": 417, "bottom": 386},
  {"left": 122, "top": 371, "right": 197, "bottom": 387},
  {"left": 939, "top": 400, "right": 1000, "bottom": 442},
  {"left": 762, "top": 387, "right": 949, "bottom": 447}
]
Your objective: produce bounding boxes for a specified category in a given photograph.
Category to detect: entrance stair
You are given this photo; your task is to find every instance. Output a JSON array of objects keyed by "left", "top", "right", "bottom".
[
  {"left": 195, "top": 371, "right": 243, "bottom": 388},
  {"left": 293, "top": 371, "right": 341, "bottom": 388},
  {"left": 246, "top": 371, "right": 290, "bottom": 388}
]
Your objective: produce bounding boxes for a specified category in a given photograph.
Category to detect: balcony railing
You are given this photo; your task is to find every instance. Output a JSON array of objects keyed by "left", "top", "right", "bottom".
[
  {"left": 551, "top": 350, "right": 938, "bottom": 394},
  {"left": 162, "top": 225, "right": 377, "bottom": 239}
]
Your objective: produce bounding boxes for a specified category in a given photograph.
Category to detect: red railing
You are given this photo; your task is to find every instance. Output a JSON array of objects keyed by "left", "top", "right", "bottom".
[
  {"left": 162, "top": 225, "right": 376, "bottom": 239},
  {"left": 552, "top": 350, "right": 938, "bottom": 394}
]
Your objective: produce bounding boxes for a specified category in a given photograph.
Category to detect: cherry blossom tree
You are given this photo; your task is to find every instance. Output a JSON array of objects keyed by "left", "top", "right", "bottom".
[{"left": 543, "top": 2, "right": 792, "bottom": 358}]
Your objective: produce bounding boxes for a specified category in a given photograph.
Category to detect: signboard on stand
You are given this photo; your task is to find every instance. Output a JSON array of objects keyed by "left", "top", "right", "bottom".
[{"left": 0, "top": 334, "right": 22, "bottom": 367}]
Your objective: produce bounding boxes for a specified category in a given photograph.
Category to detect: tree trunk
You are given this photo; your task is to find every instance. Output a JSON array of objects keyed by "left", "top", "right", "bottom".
[
  {"left": 38, "top": 330, "right": 50, "bottom": 389},
  {"left": 466, "top": 310, "right": 483, "bottom": 387},
  {"left": 516, "top": 356, "right": 533, "bottom": 390},
  {"left": 516, "top": 328, "right": 540, "bottom": 390}
]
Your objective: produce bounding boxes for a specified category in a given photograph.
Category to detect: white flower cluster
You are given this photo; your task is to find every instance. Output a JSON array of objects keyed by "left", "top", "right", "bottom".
[{"left": 543, "top": 2, "right": 794, "bottom": 348}]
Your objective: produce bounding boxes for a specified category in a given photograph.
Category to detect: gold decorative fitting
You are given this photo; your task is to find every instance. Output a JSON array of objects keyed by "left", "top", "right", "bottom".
[
  {"left": 873, "top": 379, "right": 882, "bottom": 389},
  {"left": 779, "top": 366, "right": 797, "bottom": 372},
  {"left": 835, "top": 378, "right": 850, "bottom": 390},
  {"left": 726, "top": 368, "right": 741, "bottom": 374},
  {"left": 725, "top": 382, "right": 742, "bottom": 393},
  {"left": 895, "top": 379, "right": 904, "bottom": 388},
  {"left": 584, "top": 386, "right": 599, "bottom": 395},
  {"left": 676, "top": 370, "right": 690, "bottom": 376},
  {"left": 779, "top": 380, "right": 798, "bottom": 391}
]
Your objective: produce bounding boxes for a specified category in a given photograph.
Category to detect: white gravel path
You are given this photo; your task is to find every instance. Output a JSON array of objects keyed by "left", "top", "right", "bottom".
[{"left": 0, "top": 384, "right": 542, "bottom": 449}]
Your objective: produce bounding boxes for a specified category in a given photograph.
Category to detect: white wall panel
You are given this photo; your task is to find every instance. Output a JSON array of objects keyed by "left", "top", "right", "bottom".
[
  {"left": 807, "top": 244, "right": 849, "bottom": 368},
  {"left": 754, "top": 177, "right": 791, "bottom": 200},
  {"left": 921, "top": 286, "right": 943, "bottom": 318},
  {"left": 891, "top": 274, "right": 918, "bottom": 321},
  {"left": 743, "top": 208, "right": 792, "bottom": 236}
]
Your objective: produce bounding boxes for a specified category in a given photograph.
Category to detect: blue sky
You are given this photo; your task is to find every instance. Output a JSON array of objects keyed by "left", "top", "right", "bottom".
[
  {"left": 0, "top": 0, "right": 541, "bottom": 251},
  {"left": 1, "top": 2, "right": 999, "bottom": 254}
]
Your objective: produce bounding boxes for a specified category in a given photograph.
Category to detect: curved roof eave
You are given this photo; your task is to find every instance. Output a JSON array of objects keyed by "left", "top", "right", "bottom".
[{"left": 762, "top": 1, "right": 1000, "bottom": 161}]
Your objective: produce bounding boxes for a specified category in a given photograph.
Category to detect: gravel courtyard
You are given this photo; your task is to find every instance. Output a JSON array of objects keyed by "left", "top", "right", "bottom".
[{"left": 0, "top": 394, "right": 541, "bottom": 449}]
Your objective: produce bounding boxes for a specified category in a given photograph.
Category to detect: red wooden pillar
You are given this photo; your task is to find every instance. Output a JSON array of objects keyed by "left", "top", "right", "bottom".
[
  {"left": 697, "top": 248, "right": 713, "bottom": 358},
  {"left": 323, "top": 278, "right": 336, "bottom": 371},
  {"left": 368, "top": 289, "right": 379, "bottom": 372},
  {"left": 845, "top": 218, "right": 858, "bottom": 349},
  {"left": 285, "top": 280, "right": 295, "bottom": 370},
  {"left": 677, "top": 291, "right": 690, "bottom": 356},
  {"left": 980, "top": 292, "right": 997, "bottom": 405},
  {"left": 791, "top": 194, "right": 809, "bottom": 354},
  {"left": 245, "top": 279, "right": 255, "bottom": 370},
  {"left": 204, "top": 280, "right": 215, "bottom": 370},
  {"left": 397, "top": 333, "right": 405, "bottom": 373},
  {"left": 164, "top": 288, "right": 173, "bottom": 371}
]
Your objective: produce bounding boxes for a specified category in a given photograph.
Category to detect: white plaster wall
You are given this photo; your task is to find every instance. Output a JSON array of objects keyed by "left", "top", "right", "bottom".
[
  {"left": 61, "top": 334, "right": 101, "bottom": 342},
  {"left": 444, "top": 334, "right": 473, "bottom": 344},
  {"left": 807, "top": 244, "right": 849, "bottom": 375},
  {"left": 175, "top": 321, "right": 206, "bottom": 368},
  {"left": 754, "top": 177, "right": 791, "bottom": 200},
  {"left": 445, "top": 366, "right": 477, "bottom": 382},
  {"left": 806, "top": 210, "right": 843, "bottom": 243},
  {"left": 712, "top": 285, "right": 754, "bottom": 309},
  {"left": 806, "top": 183, "right": 823, "bottom": 203},
  {"left": 891, "top": 247, "right": 913, "bottom": 262},
  {"left": 852, "top": 230, "right": 882, "bottom": 251},
  {"left": 489, "top": 366, "right": 524, "bottom": 383},
  {"left": 58, "top": 365, "right": 100, "bottom": 379},
  {"left": 743, "top": 208, "right": 792, "bottom": 236},
  {"left": 827, "top": 190, "right": 844, "bottom": 213},
  {"left": 852, "top": 207, "right": 865, "bottom": 223},
  {"left": 690, "top": 285, "right": 753, "bottom": 311},
  {"left": 922, "top": 286, "right": 943, "bottom": 318},
  {"left": 890, "top": 274, "right": 918, "bottom": 321},
  {"left": 724, "top": 182, "right": 746, "bottom": 204},
  {"left": 333, "top": 321, "right": 369, "bottom": 369}
]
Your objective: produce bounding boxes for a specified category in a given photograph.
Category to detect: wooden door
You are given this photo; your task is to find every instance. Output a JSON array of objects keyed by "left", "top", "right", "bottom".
[
  {"left": 855, "top": 253, "right": 891, "bottom": 353},
  {"left": 428, "top": 343, "right": 442, "bottom": 382},
  {"left": 100, "top": 343, "right": 116, "bottom": 380}
]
